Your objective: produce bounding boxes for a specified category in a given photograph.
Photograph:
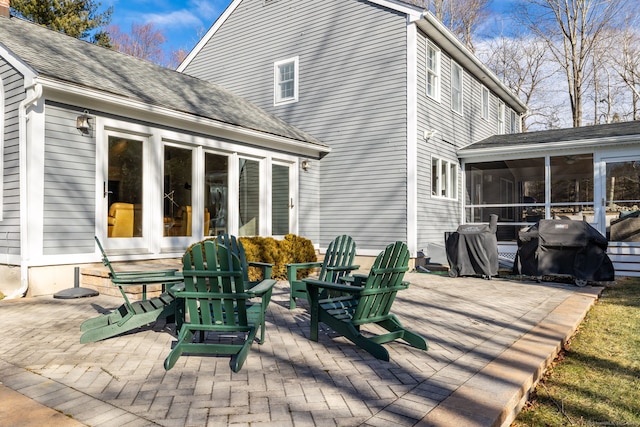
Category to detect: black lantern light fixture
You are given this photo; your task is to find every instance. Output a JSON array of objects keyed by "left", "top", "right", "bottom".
[{"left": 76, "top": 110, "right": 92, "bottom": 136}]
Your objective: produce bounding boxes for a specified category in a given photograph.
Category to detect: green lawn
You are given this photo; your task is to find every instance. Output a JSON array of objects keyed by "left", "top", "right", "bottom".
[{"left": 514, "top": 277, "right": 640, "bottom": 426}]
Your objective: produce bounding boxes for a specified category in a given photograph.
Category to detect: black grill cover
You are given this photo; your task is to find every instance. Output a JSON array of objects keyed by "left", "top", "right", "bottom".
[
  {"left": 514, "top": 219, "right": 615, "bottom": 282},
  {"left": 446, "top": 214, "right": 498, "bottom": 278}
]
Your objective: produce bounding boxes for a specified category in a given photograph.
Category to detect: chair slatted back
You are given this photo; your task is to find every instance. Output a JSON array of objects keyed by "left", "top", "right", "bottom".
[
  {"left": 319, "top": 235, "right": 357, "bottom": 282},
  {"left": 352, "top": 242, "right": 410, "bottom": 325},
  {"left": 182, "top": 241, "right": 249, "bottom": 330},
  {"left": 216, "top": 234, "right": 251, "bottom": 282}
]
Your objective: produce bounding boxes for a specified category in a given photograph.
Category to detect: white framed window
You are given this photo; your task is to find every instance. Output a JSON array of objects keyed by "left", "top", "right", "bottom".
[
  {"left": 510, "top": 110, "right": 517, "bottom": 133},
  {"left": 432, "top": 157, "right": 458, "bottom": 199},
  {"left": 274, "top": 56, "right": 299, "bottom": 105},
  {"left": 426, "top": 41, "right": 441, "bottom": 101},
  {"left": 497, "top": 101, "right": 505, "bottom": 134},
  {"left": 451, "top": 61, "right": 463, "bottom": 115},
  {"left": 481, "top": 86, "right": 489, "bottom": 121}
]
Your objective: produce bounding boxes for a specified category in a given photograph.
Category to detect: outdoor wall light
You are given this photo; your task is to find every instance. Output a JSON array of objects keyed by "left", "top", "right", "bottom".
[
  {"left": 301, "top": 159, "right": 310, "bottom": 171},
  {"left": 423, "top": 129, "right": 437, "bottom": 141},
  {"left": 76, "top": 110, "right": 92, "bottom": 136}
]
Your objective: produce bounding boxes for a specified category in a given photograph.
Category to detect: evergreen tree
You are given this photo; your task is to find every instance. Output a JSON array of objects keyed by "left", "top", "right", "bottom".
[{"left": 11, "top": 0, "right": 113, "bottom": 45}]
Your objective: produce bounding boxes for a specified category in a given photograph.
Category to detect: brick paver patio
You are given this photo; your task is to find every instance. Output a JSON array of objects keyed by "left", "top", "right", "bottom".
[{"left": 0, "top": 273, "right": 601, "bottom": 426}]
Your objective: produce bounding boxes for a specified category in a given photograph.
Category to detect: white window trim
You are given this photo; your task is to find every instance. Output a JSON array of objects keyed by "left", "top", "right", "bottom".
[
  {"left": 426, "top": 41, "right": 441, "bottom": 102},
  {"left": 497, "top": 101, "right": 505, "bottom": 134},
  {"left": 510, "top": 110, "right": 517, "bottom": 133},
  {"left": 481, "top": 86, "right": 489, "bottom": 121},
  {"left": 451, "top": 61, "right": 463, "bottom": 115},
  {"left": 432, "top": 156, "right": 458, "bottom": 200},
  {"left": 274, "top": 56, "right": 299, "bottom": 106}
]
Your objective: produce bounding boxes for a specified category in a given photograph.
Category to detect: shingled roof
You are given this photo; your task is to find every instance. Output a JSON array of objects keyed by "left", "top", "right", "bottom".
[
  {"left": 0, "top": 15, "right": 325, "bottom": 148},
  {"left": 460, "top": 120, "right": 640, "bottom": 154}
]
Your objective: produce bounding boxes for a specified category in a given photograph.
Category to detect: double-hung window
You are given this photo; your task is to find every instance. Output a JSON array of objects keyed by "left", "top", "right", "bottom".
[
  {"left": 481, "top": 86, "right": 489, "bottom": 121},
  {"left": 432, "top": 157, "right": 458, "bottom": 199},
  {"left": 426, "top": 41, "right": 441, "bottom": 101},
  {"left": 274, "top": 56, "right": 298, "bottom": 105},
  {"left": 451, "top": 61, "right": 463, "bottom": 115},
  {"left": 510, "top": 110, "right": 517, "bottom": 133},
  {"left": 497, "top": 101, "right": 505, "bottom": 134}
]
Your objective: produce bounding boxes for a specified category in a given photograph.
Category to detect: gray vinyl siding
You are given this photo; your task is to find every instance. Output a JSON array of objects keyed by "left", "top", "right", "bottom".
[
  {"left": 416, "top": 30, "right": 511, "bottom": 248},
  {"left": 0, "top": 59, "right": 24, "bottom": 258},
  {"left": 185, "top": 0, "right": 409, "bottom": 250},
  {"left": 42, "top": 104, "right": 96, "bottom": 255}
]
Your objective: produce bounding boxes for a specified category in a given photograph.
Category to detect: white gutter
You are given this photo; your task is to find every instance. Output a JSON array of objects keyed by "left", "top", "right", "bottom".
[{"left": 6, "top": 83, "right": 42, "bottom": 299}]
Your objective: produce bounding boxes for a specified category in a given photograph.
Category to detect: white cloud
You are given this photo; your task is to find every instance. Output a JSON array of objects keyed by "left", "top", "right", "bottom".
[{"left": 142, "top": 9, "right": 202, "bottom": 28}]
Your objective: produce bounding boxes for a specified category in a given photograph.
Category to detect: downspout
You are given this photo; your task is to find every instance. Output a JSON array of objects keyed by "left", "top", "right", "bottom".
[{"left": 6, "top": 82, "right": 42, "bottom": 299}]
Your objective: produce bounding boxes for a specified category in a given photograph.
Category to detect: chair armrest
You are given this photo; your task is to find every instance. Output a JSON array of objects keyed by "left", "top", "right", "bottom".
[
  {"left": 303, "top": 278, "right": 364, "bottom": 294},
  {"left": 249, "top": 261, "right": 273, "bottom": 269},
  {"left": 285, "top": 262, "right": 323, "bottom": 270},
  {"left": 325, "top": 265, "right": 359, "bottom": 273},
  {"left": 112, "top": 271, "right": 183, "bottom": 285},
  {"left": 286, "top": 262, "right": 322, "bottom": 282},
  {"left": 340, "top": 273, "right": 368, "bottom": 287},
  {"left": 247, "top": 279, "right": 277, "bottom": 297}
]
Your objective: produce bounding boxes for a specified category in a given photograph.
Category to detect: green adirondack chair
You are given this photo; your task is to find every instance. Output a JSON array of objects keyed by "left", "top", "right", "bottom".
[
  {"left": 304, "top": 241, "right": 428, "bottom": 361},
  {"left": 216, "top": 234, "right": 273, "bottom": 285},
  {"left": 164, "top": 241, "right": 276, "bottom": 372},
  {"left": 215, "top": 234, "right": 274, "bottom": 342},
  {"left": 286, "top": 235, "right": 359, "bottom": 309},
  {"left": 80, "top": 237, "right": 184, "bottom": 344}
]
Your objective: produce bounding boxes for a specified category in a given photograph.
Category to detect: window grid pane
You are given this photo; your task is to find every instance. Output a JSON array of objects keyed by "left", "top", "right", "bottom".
[
  {"left": 451, "top": 63, "right": 462, "bottom": 114},
  {"left": 482, "top": 87, "right": 489, "bottom": 120},
  {"left": 426, "top": 42, "right": 440, "bottom": 100}
]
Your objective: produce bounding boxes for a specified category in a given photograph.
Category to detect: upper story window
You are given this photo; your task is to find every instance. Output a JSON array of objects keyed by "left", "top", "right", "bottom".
[
  {"left": 426, "top": 41, "right": 441, "bottom": 101},
  {"left": 274, "top": 56, "right": 299, "bottom": 105},
  {"left": 497, "top": 101, "right": 505, "bottom": 134},
  {"left": 481, "top": 86, "right": 489, "bottom": 121},
  {"left": 432, "top": 157, "right": 458, "bottom": 200},
  {"left": 451, "top": 61, "right": 463, "bottom": 115},
  {"left": 510, "top": 110, "right": 517, "bottom": 133}
]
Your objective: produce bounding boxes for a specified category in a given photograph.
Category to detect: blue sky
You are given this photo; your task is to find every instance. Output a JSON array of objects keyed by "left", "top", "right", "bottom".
[
  {"left": 103, "top": 0, "right": 233, "bottom": 55},
  {"left": 103, "top": 0, "right": 516, "bottom": 58}
]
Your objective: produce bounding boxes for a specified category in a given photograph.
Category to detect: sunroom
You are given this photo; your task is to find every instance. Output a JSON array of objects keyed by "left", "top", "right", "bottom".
[{"left": 459, "top": 121, "right": 640, "bottom": 276}]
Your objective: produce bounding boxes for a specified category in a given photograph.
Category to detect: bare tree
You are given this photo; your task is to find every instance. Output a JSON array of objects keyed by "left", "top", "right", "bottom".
[
  {"left": 515, "top": 0, "right": 628, "bottom": 128},
  {"left": 109, "top": 23, "right": 167, "bottom": 65},
  {"left": 404, "top": 0, "right": 490, "bottom": 52},
  {"left": 608, "top": 24, "right": 640, "bottom": 120},
  {"left": 167, "top": 48, "right": 189, "bottom": 70},
  {"left": 480, "top": 33, "right": 563, "bottom": 131}
]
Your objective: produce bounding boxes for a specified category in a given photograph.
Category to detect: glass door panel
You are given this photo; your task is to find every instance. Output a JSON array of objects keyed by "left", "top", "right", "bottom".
[
  {"left": 205, "top": 153, "right": 228, "bottom": 237},
  {"left": 272, "top": 164, "right": 290, "bottom": 236},
  {"left": 163, "top": 146, "right": 193, "bottom": 236},
  {"left": 238, "top": 158, "right": 260, "bottom": 236},
  {"left": 606, "top": 160, "right": 640, "bottom": 242},
  {"left": 107, "top": 136, "right": 143, "bottom": 238}
]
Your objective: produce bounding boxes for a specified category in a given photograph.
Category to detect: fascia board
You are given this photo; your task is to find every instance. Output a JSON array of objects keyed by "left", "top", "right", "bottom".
[
  {"left": 416, "top": 13, "right": 528, "bottom": 115},
  {"left": 37, "top": 76, "right": 330, "bottom": 159},
  {"left": 177, "top": 0, "right": 243, "bottom": 72},
  {"left": 458, "top": 135, "right": 640, "bottom": 160}
]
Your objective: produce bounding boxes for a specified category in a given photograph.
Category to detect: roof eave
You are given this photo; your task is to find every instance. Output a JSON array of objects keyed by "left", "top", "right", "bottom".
[
  {"left": 415, "top": 12, "right": 528, "bottom": 115},
  {"left": 37, "top": 76, "right": 331, "bottom": 159},
  {"left": 458, "top": 135, "right": 640, "bottom": 160}
]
